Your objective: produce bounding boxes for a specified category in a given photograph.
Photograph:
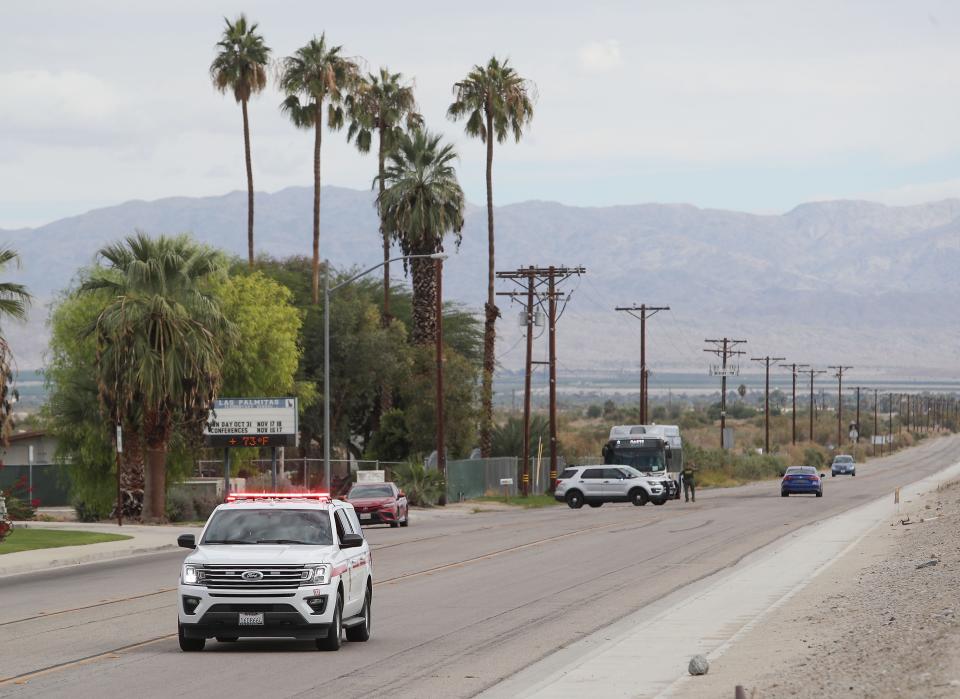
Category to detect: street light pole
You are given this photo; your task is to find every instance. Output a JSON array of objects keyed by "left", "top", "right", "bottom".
[
  {"left": 323, "top": 253, "right": 447, "bottom": 496},
  {"left": 435, "top": 257, "right": 446, "bottom": 506}
]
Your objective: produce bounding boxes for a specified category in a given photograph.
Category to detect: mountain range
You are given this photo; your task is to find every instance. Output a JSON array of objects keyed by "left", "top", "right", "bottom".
[{"left": 3, "top": 186, "right": 959, "bottom": 380}]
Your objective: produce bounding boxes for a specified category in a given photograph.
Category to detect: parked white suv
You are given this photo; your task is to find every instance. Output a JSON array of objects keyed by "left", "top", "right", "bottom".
[
  {"left": 177, "top": 493, "right": 372, "bottom": 652},
  {"left": 555, "top": 465, "right": 668, "bottom": 508}
]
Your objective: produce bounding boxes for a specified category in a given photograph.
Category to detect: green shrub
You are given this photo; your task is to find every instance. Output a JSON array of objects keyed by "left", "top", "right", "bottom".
[
  {"left": 803, "top": 447, "right": 826, "bottom": 469},
  {"left": 393, "top": 460, "right": 445, "bottom": 506},
  {"left": 5, "top": 496, "right": 36, "bottom": 521},
  {"left": 166, "top": 490, "right": 196, "bottom": 522},
  {"left": 73, "top": 500, "right": 109, "bottom": 523}
]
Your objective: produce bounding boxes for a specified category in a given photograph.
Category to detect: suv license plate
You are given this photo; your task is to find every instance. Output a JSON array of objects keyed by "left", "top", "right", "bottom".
[{"left": 238, "top": 612, "right": 264, "bottom": 626}]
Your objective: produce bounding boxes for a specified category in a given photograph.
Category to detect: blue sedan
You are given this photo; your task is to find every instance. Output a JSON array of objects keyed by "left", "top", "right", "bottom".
[{"left": 781, "top": 466, "right": 823, "bottom": 497}]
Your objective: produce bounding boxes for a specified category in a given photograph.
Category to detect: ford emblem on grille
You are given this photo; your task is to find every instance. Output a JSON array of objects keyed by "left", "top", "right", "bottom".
[{"left": 241, "top": 570, "right": 264, "bottom": 581}]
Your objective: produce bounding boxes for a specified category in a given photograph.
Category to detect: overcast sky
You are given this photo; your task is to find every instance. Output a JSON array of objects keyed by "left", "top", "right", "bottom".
[{"left": 4, "top": 0, "right": 960, "bottom": 228}]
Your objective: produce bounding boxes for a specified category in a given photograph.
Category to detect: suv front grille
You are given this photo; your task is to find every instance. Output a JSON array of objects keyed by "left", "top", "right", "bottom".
[{"left": 199, "top": 565, "right": 309, "bottom": 589}]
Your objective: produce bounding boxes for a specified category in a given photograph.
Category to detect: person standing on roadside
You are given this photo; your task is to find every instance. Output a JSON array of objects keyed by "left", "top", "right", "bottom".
[{"left": 682, "top": 461, "right": 698, "bottom": 502}]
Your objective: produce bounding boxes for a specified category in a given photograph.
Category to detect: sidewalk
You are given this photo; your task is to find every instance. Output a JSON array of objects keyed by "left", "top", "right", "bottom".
[{"left": 0, "top": 521, "right": 201, "bottom": 578}]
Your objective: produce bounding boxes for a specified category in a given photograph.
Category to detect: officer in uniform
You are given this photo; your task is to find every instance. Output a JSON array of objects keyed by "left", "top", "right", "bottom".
[{"left": 682, "top": 461, "right": 698, "bottom": 503}]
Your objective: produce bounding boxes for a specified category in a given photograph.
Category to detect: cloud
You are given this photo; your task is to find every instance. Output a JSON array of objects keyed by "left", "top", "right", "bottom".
[
  {"left": 577, "top": 39, "right": 622, "bottom": 72},
  {"left": 0, "top": 70, "right": 120, "bottom": 125}
]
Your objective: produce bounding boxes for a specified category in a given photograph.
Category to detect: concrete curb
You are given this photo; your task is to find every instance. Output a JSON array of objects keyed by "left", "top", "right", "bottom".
[
  {"left": 0, "top": 543, "right": 180, "bottom": 579},
  {"left": 0, "top": 522, "right": 200, "bottom": 579}
]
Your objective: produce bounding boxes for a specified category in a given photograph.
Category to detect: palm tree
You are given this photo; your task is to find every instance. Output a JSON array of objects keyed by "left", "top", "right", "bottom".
[
  {"left": 377, "top": 129, "right": 464, "bottom": 344},
  {"left": 210, "top": 14, "right": 271, "bottom": 270},
  {"left": 0, "top": 247, "right": 31, "bottom": 445},
  {"left": 279, "top": 35, "right": 359, "bottom": 304},
  {"left": 81, "top": 234, "right": 232, "bottom": 520},
  {"left": 345, "top": 68, "right": 422, "bottom": 322},
  {"left": 447, "top": 56, "right": 535, "bottom": 457}
]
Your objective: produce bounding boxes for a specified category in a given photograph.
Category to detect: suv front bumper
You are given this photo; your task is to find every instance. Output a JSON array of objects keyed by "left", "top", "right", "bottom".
[{"left": 178, "top": 582, "right": 337, "bottom": 639}]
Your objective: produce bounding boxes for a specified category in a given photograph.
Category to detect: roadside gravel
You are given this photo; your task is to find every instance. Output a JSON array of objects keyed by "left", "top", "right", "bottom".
[{"left": 682, "top": 478, "right": 960, "bottom": 698}]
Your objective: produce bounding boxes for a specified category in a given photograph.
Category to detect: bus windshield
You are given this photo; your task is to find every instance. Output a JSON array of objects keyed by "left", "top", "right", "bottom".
[{"left": 604, "top": 448, "right": 666, "bottom": 473}]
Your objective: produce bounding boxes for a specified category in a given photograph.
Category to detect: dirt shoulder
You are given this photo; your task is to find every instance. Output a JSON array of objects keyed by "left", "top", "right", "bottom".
[{"left": 680, "top": 478, "right": 960, "bottom": 698}]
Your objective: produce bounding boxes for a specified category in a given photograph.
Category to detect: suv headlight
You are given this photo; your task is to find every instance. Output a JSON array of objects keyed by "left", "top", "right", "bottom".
[
  {"left": 305, "top": 564, "right": 332, "bottom": 585},
  {"left": 182, "top": 564, "right": 200, "bottom": 585}
]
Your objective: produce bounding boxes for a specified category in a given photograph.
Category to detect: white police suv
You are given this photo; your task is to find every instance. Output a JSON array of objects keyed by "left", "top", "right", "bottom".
[
  {"left": 555, "top": 465, "right": 668, "bottom": 508},
  {"left": 177, "top": 492, "right": 372, "bottom": 651}
]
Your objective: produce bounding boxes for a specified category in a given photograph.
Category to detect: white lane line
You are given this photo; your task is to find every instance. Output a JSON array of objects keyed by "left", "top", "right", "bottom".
[{"left": 480, "top": 459, "right": 960, "bottom": 699}]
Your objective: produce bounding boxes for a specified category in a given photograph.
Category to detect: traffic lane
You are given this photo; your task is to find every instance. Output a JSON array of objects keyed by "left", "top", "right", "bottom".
[
  {"left": 0, "top": 502, "right": 617, "bottom": 629},
  {"left": 0, "top": 503, "right": 679, "bottom": 681},
  {"left": 0, "top": 550, "right": 187, "bottom": 625},
  {"left": 0, "top": 503, "right": 781, "bottom": 698},
  {"left": 3, "top": 434, "right": 956, "bottom": 695}
]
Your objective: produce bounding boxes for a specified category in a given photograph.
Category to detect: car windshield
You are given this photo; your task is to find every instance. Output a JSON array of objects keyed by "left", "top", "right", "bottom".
[
  {"left": 349, "top": 485, "right": 394, "bottom": 498},
  {"left": 785, "top": 466, "right": 817, "bottom": 475},
  {"left": 201, "top": 509, "right": 333, "bottom": 545},
  {"left": 834, "top": 456, "right": 853, "bottom": 463},
  {"left": 606, "top": 449, "right": 666, "bottom": 473}
]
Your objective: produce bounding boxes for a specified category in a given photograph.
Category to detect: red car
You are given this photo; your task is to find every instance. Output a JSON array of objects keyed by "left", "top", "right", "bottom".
[{"left": 345, "top": 482, "right": 409, "bottom": 528}]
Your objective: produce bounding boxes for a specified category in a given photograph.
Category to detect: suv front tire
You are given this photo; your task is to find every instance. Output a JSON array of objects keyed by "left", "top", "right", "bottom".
[{"left": 630, "top": 488, "right": 649, "bottom": 507}]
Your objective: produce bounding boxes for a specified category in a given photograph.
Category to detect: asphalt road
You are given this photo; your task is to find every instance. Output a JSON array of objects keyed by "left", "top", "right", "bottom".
[{"left": 2, "top": 434, "right": 959, "bottom": 698}]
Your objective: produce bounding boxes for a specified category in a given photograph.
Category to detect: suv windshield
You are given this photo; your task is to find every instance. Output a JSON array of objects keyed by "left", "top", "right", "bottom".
[
  {"left": 348, "top": 485, "right": 394, "bottom": 498},
  {"left": 833, "top": 456, "right": 853, "bottom": 463},
  {"left": 201, "top": 509, "right": 333, "bottom": 545},
  {"left": 606, "top": 449, "right": 665, "bottom": 473}
]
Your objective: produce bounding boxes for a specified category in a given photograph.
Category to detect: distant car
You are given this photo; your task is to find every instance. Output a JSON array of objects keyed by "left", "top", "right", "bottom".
[
  {"left": 554, "top": 465, "right": 668, "bottom": 508},
  {"left": 831, "top": 454, "right": 856, "bottom": 477},
  {"left": 345, "top": 482, "right": 409, "bottom": 528},
  {"left": 781, "top": 466, "right": 823, "bottom": 497}
]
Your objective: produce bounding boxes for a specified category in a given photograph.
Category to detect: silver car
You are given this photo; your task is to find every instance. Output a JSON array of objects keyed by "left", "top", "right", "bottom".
[
  {"left": 831, "top": 454, "right": 856, "bottom": 477},
  {"left": 554, "top": 465, "right": 667, "bottom": 509}
]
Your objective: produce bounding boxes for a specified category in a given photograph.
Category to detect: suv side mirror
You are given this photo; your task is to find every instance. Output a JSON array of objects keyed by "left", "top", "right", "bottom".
[
  {"left": 178, "top": 534, "right": 196, "bottom": 549},
  {"left": 340, "top": 533, "right": 363, "bottom": 549}
]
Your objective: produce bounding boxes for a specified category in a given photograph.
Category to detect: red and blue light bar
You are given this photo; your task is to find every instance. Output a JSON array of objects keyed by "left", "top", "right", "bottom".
[{"left": 225, "top": 492, "right": 331, "bottom": 503}]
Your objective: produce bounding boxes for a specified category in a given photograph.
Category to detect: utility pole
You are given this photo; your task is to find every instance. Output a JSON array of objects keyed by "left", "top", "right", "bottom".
[
  {"left": 497, "top": 265, "right": 585, "bottom": 495},
  {"left": 779, "top": 363, "right": 809, "bottom": 445},
  {"left": 614, "top": 304, "right": 670, "bottom": 423},
  {"left": 906, "top": 394, "right": 911, "bottom": 432},
  {"left": 704, "top": 338, "right": 747, "bottom": 448},
  {"left": 435, "top": 257, "right": 447, "bottom": 506},
  {"left": 751, "top": 355, "right": 785, "bottom": 454},
  {"left": 847, "top": 386, "right": 865, "bottom": 444},
  {"left": 829, "top": 366, "right": 853, "bottom": 448},
  {"left": 888, "top": 392, "right": 894, "bottom": 445},
  {"left": 873, "top": 388, "right": 880, "bottom": 456},
  {"left": 800, "top": 368, "right": 826, "bottom": 442}
]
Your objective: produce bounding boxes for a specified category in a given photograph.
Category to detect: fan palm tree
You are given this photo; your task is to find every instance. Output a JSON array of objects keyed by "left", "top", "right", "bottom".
[
  {"left": 447, "top": 56, "right": 535, "bottom": 457},
  {"left": 0, "top": 247, "right": 31, "bottom": 445},
  {"left": 80, "top": 234, "right": 233, "bottom": 519},
  {"left": 377, "top": 129, "right": 464, "bottom": 344},
  {"left": 279, "top": 34, "right": 359, "bottom": 304},
  {"left": 210, "top": 14, "right": 271, "bottom": 270},
  {"left": 345, "top": 68, "right": 422, "bottom": 322}
]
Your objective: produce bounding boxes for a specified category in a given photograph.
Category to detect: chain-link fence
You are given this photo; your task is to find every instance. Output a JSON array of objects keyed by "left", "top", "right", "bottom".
[{"left": 195, "top": 458, "right": 406, "bottom": 495}]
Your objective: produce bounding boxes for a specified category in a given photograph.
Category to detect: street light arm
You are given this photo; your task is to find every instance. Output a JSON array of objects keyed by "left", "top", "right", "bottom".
[{"left": 328, "top": 253, "right": 446, "bottom": 293}]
